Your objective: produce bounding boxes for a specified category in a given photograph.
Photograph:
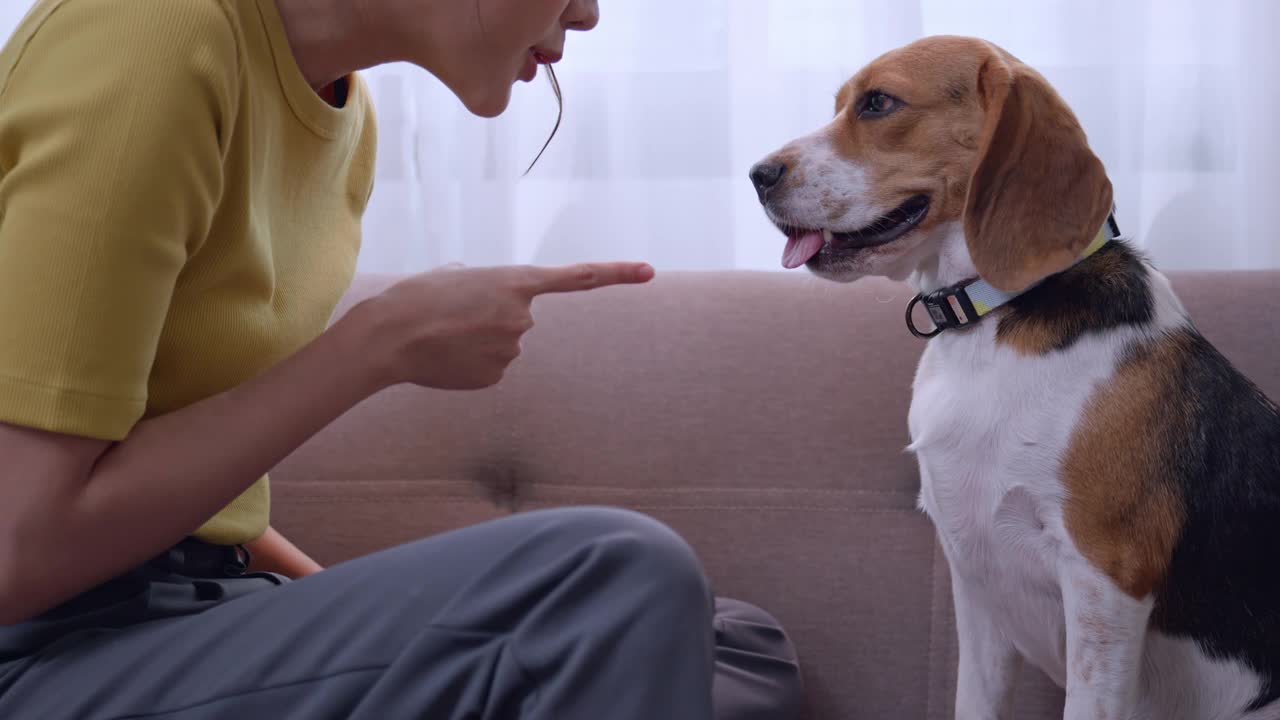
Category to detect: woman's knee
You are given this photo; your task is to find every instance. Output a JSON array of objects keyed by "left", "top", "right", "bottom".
[{"left": 531, "top": 507, "right": 712, "bottom": 611}]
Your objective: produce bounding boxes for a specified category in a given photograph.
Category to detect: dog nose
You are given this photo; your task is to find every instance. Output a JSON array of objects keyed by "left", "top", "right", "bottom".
[{"left": 749, "top": 162, "right": 786, "bottom": 202}]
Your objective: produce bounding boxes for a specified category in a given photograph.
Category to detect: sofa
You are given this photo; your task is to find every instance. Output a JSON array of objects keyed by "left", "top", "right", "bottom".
[{"left": 270, "top": 269, "right": 1280, "bottom": 720}]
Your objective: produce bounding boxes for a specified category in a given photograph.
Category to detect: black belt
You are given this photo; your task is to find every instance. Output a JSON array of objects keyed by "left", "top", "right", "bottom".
[
  {"left": 146, "top": 538, "right": 251, "bottom": 579},
  {"left": 18, "top": 540, "right": 254, "bottom": 625}
]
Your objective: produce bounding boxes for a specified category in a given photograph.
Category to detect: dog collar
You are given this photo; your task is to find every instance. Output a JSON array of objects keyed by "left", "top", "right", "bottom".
[{"left": 905, "top": 213, "right": 1122, "bottom": 339}]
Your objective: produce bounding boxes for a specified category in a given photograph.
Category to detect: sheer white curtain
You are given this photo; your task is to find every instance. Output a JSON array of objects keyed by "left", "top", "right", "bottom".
[
  {"left": 3, "top": 1, "right": 1276, "bottom": 274},
  {"left": 356, "top": 0, "right": 1279, "bottom": 274}
]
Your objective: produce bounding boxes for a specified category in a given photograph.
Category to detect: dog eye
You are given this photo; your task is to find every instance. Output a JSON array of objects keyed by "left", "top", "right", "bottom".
[{"left": 858, "top": 90, "right": 900, "bottom": 119}]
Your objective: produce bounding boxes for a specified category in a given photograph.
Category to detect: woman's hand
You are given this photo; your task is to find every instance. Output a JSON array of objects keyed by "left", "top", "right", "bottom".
[
  {"left": 354, "top": 262, "right": 654, "bottom": 390},
  {"left": 244, "top": 526, "right": 324, "bottom": 579}
]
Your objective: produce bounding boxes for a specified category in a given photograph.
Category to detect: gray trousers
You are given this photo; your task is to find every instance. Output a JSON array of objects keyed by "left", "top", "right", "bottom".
[{"left": 0, "top": 507, "right": 803, "bottom": 719}]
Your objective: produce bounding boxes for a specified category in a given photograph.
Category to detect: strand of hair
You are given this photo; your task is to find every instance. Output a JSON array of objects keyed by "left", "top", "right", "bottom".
[{"left": 523, "top": 65, "right": 563, "bottom": 176}]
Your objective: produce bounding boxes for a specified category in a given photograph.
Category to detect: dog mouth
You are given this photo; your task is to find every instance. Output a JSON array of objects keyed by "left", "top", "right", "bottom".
[{"left": 776, "top": 194, "right": 931, "bottom": 269}]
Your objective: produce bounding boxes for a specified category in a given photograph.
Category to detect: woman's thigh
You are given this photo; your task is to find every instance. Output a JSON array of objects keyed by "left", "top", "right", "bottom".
[{"left": 0, "top": 507, "right": 719, "bottom": 720}]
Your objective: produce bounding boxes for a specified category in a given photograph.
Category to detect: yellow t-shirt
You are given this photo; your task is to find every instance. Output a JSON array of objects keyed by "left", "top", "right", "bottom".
[{"left": 0, "top": 0, "right": 377, "bottom": 544}]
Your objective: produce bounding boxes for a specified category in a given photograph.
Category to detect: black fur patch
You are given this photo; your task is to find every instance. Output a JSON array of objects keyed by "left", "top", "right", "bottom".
[
  {"left": 1141, "top": 328, "right": 1280, "bottom": 710},
  {"left": 996, "top": 240, "right": 1155, "bottom": 351}
]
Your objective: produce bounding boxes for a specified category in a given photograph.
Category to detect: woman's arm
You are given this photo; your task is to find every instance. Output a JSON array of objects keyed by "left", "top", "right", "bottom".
[
  {"left": 0, "top": 307, "right": 377, "bottom": 624},
  {"left": 0, "top": 262, "right": 651, "bottom": 625}
]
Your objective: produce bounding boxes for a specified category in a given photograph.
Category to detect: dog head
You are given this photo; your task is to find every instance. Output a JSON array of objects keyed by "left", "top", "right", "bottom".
[{"left": 749, "top": 36, "right": 1113, "bottom": 292}]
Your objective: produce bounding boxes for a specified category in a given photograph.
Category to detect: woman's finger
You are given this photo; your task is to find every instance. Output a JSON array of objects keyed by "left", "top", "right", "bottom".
[{"left": 521, "top": 262, "right": 655, "bottom": 296}]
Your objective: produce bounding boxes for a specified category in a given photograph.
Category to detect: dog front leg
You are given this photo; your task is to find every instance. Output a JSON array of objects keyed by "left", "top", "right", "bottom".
[
  {"left": 1059, "top": 558, "right": 1151, "bottom": 720},
  {"left": 951, "top": 567, "right": 1020, "bottom": 720}
]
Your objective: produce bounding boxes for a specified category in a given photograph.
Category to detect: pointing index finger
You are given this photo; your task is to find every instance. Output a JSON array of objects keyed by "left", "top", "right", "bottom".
[{"left": 523, "top": 262, "right": 656, "bottom": 296}]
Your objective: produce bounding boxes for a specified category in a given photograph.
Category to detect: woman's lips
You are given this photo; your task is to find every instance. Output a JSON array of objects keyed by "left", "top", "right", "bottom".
[
  {"left": 518, "top": 51, "right": 538, "bottom": 83},
  {"left": 519, "top": 49, "right": 562, "bottom": 83}
]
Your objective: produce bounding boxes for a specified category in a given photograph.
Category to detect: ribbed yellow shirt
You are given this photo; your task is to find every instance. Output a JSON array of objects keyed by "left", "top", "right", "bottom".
[{"left": 0, "top": 0, "right": 377, "bottom": 544}]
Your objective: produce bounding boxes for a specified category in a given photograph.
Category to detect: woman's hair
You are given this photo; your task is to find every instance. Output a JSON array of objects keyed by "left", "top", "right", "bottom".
[{"left": 522, "top": 64, "right": 562, "bottom": 176}]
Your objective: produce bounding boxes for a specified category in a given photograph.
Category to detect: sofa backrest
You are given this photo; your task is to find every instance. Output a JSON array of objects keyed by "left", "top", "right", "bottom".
[{"left": 273, "top": 269, "right": 1280, "bottom": 720}]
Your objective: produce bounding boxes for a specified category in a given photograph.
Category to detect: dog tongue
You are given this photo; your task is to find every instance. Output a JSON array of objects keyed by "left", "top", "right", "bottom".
[{"left": 782, "top": 231, "right": 824, "bottom": 269}]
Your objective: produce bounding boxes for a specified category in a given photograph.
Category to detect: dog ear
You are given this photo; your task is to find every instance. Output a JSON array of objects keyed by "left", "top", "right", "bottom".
[{"left": 964, "top": 48, "right": 1113, "bottom": 293}]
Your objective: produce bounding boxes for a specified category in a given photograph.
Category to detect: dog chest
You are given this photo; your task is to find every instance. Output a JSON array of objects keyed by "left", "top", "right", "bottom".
[{"left": 907, "top": 329, "right": 1137, "bottom": 676}]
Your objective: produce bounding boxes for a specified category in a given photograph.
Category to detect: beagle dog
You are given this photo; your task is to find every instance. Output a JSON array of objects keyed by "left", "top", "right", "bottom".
[{"left": 750, "top": 36, "right": 1280, "bottom": 720}]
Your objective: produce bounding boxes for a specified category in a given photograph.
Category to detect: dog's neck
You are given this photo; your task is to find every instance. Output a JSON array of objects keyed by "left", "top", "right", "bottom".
[
  {"left": 905, "top": 218, "right": 1122, "bottom": 341},
  {"left": 905, "top": 226, "right": 1168, "bottom": 354},
  {"left": 907, "top": 224, "right": 979, "bottom": 296}
]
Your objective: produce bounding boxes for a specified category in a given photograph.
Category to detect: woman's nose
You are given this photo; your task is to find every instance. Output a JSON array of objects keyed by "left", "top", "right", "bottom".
[{"left": 563, "top": 0, "right": 599, "bottom": 32}]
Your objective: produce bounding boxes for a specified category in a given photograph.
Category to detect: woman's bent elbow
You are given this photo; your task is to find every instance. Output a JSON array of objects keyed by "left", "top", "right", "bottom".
[{"left": 0, "top": 536, "right": 33, "bottom": 625}]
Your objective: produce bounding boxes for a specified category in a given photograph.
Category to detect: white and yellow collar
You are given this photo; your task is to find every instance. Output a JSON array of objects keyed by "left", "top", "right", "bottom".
[{"left": 907, "top": 213, "right": 1123, "bottom": 339}]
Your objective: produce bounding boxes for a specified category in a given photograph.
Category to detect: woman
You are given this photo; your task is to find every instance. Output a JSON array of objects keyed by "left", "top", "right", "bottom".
[{"left": 0, "top": 0, "right": 803, "bottom": 718}]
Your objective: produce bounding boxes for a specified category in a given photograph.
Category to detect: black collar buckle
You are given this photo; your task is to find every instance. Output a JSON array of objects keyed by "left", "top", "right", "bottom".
[{"left": 905, "top": 279, "right": 981, "bottom": 340}]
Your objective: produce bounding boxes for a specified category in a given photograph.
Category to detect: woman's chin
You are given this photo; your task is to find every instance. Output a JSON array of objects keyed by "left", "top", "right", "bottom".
[{"left": 458, "top": 82, "right": 514, "bottom": 119}]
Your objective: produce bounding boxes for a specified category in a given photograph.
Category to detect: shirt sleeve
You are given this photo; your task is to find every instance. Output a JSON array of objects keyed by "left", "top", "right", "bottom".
[{"left": 0, "top": 0, "right": 240, "bottom": 440}]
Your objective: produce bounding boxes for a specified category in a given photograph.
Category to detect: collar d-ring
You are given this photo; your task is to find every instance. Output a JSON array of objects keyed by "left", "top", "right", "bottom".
[{"left": 905, "top": 294, "right": 943, "bottom": 339}]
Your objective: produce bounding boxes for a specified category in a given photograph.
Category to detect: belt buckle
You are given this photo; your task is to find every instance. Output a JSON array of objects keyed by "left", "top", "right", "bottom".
[{"left": 222, "top": 545, "right": 250, "bottom": 577}]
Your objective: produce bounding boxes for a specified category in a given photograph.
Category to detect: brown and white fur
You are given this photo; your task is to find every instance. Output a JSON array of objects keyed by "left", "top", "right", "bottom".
[{"left": 750, "top": 36, "right": 1280, "bottom": 720}]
